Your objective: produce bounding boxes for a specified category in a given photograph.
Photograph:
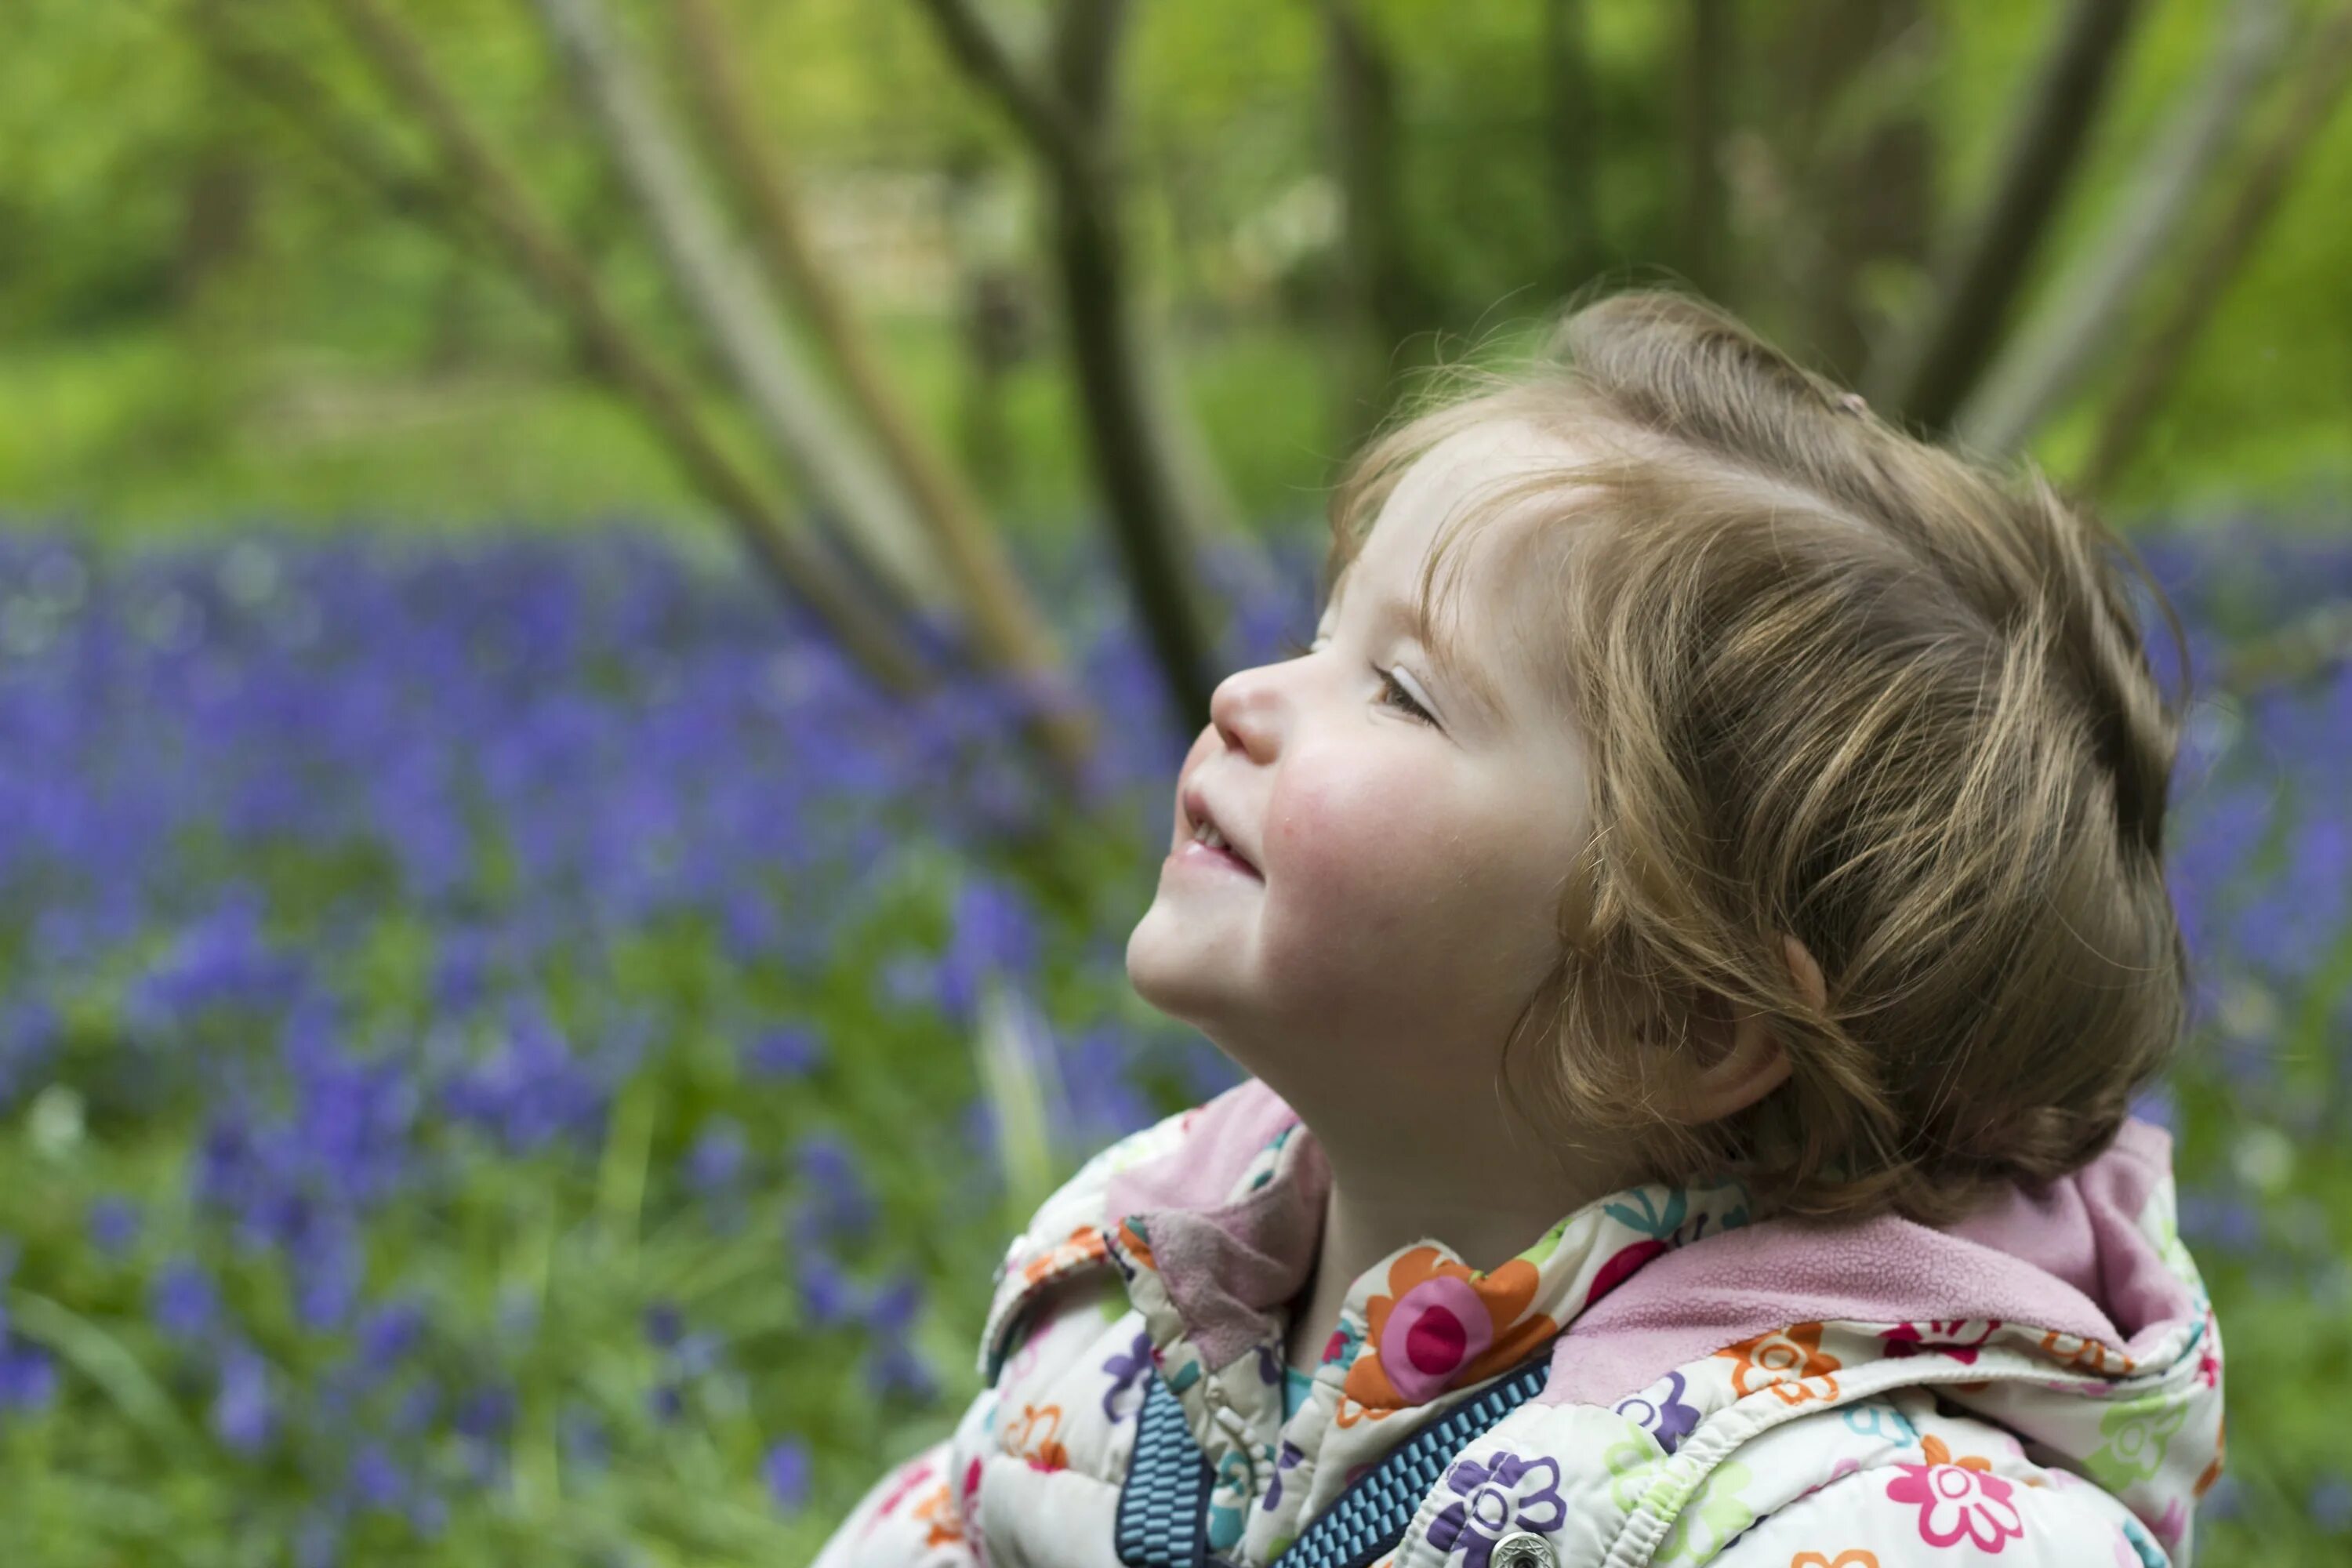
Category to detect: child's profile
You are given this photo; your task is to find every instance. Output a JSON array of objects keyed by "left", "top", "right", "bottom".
[{"left": 814, "top": 288, "right": 2221, "bottom": 1568}]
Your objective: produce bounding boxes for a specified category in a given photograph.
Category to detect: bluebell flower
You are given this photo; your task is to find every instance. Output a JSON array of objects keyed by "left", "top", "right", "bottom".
[
  {"left": 0, "top": 1340, "right": 57, "bottom": 1413},
  {"left": 151, "top": 1260, "right": 221, "bottom": 1343},
  {"left": 764, "top": 1438, "right": 813, "bottom": 1510},
  {"left": 794, "top": 1133, "right": 876, "bottom": 1241},
  {"left": 212, "top": 1341, "right": 276, "bottom": 1455},
  {"left": 356, "top": 1298, "right": 426, "bottom": 1376},
  {"left": 348, "top": 1442, "right": 406, "bottom": 1511},
  {"left": 745, "top": 1025, "right": 823, "bottom": 1080},
  {"left": 2313, "top": 1473, "right": 2352, "bottom": 1534},
  {"left": 798, "top": 1251, "right": 863, "bottom": 1329},
  {"left": 644, "top": 1301, "right": 685, "bottom": 1348},
  {"left": 864, "top": 1341, "right": 939, "bottom": 1405},
  {"left": 87, "top": 1196, "right": 140, "bottom": 1258},
  {"left": 685, "top": 1118, "right": 749, "bottom": 1192}
]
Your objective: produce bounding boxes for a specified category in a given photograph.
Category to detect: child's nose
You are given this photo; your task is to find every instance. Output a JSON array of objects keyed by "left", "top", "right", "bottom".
[{"left": 1207, "top": 663, "right": 1280, "bottom": 762}]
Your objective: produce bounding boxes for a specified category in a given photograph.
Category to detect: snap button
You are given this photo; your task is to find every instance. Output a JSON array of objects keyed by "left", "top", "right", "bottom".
[{"left": 1490, "top": 1531, "right": 1556, "bottom": 1568}]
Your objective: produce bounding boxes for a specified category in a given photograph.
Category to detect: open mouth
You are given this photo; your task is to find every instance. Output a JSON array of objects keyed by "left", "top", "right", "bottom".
[{"left": 1178, "top": 783, "right": 1260, "bottom": 879}]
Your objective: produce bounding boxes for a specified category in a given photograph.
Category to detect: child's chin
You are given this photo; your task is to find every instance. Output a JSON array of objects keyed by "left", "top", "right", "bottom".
[{"left": 1123, "top": 916, "right": 1247, "bottom": 1029}]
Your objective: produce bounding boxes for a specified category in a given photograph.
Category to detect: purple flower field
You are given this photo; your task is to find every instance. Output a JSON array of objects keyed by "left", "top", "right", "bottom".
[{"left": 0, "top": 519, "right": 2345, "bottom": 1562}]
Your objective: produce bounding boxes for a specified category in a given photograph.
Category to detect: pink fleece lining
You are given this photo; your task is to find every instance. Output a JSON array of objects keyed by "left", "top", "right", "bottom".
[{"left": 1098, "top": 1079, "right": 2190, "bottom": 1410}]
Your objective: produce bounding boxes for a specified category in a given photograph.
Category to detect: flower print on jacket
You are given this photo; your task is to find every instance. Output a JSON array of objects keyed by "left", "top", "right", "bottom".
[
  {"left": 1716, "top": 1322, "right": 1841, "bottom": 1406},
  {"left": 1881, "top": 1319, "right": 1999, "bottom": 1365},
  {"left": 1426, "top": 1447, "right": 1568, "bottom": 1568},
  {"left": 1614, "top": 1369, "right": 1700, "bottom": 1455},
  {"left": 1004, "top": 1403, "right": 1069, "bottom": 1472},
  {"left": 2084, "top": 1395, "right": 2187, "bottom": 1490},
  {"left": 1100, "top": 1329, "right": 1153, "bottom": 1424},
  {"left": 1884, "top": 1435, "right": 2024, "bottom": 1552},
  {"left": 1343, "top": 1247, "right": 1559, "bottom": 1409}
]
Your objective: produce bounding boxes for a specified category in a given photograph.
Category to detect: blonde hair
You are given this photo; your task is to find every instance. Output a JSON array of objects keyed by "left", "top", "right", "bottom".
[{"left": 1322, "top": 286, "right": 2192, "bottom": 1226}]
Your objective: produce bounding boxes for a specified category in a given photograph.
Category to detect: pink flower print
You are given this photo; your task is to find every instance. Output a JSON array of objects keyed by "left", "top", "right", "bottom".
[
  {"left": 1427, "top": 1449, "right": 1567, "bottom": 1568},
  {"left": 1882, "top": 1319, "right": 1999, "bottom": 1365},
  {"left": 1886, "top": 1450, "right": 2024, "bottom": 1553},
  {"left": 1377, "top": 1273, "right": 1497, "bottom": 1404}
]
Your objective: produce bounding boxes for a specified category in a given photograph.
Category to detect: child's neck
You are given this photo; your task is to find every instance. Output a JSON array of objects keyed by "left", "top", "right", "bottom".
[{"left": 1279, "top": 1153, "right": 1630, "bottom": 1379}]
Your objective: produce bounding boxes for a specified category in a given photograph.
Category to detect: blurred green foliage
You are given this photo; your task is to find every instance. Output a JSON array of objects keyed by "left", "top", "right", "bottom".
[{"left": 2, "top": 0, "right": 2348, "bottom": 545}]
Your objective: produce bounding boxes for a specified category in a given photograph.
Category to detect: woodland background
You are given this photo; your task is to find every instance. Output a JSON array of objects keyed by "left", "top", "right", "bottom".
[{"left": 1, "top": 0, "right": 2348, "bottom": 1561}]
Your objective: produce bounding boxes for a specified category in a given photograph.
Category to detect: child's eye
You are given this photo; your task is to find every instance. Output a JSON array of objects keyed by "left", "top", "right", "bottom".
[{"left": 1376, "top": 667, "right": 1435, "bottom": 726}]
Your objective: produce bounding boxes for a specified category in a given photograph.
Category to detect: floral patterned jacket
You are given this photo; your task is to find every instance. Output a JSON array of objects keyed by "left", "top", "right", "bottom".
[{"left": 811, "top": 1078, "right": 2224, "bottom": 1568}]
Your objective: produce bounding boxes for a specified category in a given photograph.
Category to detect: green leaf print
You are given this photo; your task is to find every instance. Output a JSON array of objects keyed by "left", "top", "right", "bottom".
[
  {"left": 2085, "top": 1396, "right": 2188, "bottom": 1489},
  {"left": 1603, "top": 1189, "right": 1690, "bottom": 1240},
  {"left": 1654, "top": 1459, "right": 1755, "bottom": 1566}
]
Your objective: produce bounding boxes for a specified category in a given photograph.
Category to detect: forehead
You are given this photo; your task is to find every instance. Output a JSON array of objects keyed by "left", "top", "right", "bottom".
[{"left": 1334, "top": 416, "right": 1602, "bottom": 723}]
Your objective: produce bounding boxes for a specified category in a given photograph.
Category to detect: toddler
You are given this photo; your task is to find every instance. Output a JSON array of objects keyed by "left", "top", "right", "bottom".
[{"left": 811, "top": 289, "right": 2223, "bottom": 1568}]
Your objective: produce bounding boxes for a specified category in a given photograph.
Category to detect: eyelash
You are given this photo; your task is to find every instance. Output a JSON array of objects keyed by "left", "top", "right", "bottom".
[{"left": 1276, "top": 635, "right": 1436, "bottom": 726}]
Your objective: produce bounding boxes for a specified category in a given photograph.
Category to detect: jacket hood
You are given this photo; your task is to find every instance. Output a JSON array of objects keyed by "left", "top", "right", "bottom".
[{"left": 978, "top": 1078, "right": 2223, "bottom": 1559}]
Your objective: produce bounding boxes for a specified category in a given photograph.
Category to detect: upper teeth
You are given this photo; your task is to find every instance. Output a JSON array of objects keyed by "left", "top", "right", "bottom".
[{"left": 1193, "top": 819, "right": 1228, "bottom": 851}]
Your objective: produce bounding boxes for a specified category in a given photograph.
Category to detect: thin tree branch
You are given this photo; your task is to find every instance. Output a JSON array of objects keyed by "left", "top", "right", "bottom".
[
  {"left": 1956, "top": 0, "right": 2292, "bottom": 458},
  {"left": 912, "top": 0, "right": 1090, "bottom": 185},
  {"left": 662, "top": 0, "right": 1098, "bottom": 787},
  {"left": 1867, "top": 0, "right": 2145, "bottom": 431},
  {"left": 531, "top": 0, "right": 955, "bottom": 619},
  {"left": 916, "top": 0, "right": 1222, "bottom": 732},
  {"left": 321, "top": 0, "right": 931, "bottom": 691},
  {"left": 183, "top": 0, "right": 485, "bottom": 261},
  {"left": 2078, "top": 2, "right": 2352, "bottom": 499}
]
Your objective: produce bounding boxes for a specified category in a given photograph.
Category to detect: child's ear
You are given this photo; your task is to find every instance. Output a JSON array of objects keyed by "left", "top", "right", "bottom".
[{"left": 1668, "top": 934, "right": 1825, "bottom": 1126}]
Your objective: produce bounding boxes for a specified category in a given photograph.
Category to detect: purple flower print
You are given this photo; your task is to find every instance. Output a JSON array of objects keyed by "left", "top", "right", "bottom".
[
  {"left": 1427, "top": 1448, "right": 1567, "bottom": 1568},
  {"left": 1614, "top": 1370, "right": 1700, "bottom": 1455},
  {"left": 1262, "top": 1440, "right": 1304, "bottom": 1512},
  {"left": 1102, "top": 1330, "right": 1154, "bottom": 1423}
]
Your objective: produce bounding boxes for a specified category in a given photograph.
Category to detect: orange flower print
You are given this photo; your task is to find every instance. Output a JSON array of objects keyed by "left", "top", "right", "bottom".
[
  {"left": 1341, "top": 1246, "right": 1559, "bottom": 1410},
  {"left": 1790, "top": 1553, "right": 1879, "bottom": 1568},
  {"left": 2039, "top": 1329, "right": 2134, "bottom": 1377},
  {"left": 1004, "top": 1403, "right": 1070, "bottom": 1472},
  {"left": 909, "top": 1480, "right": 966, "bottom": 1548},
  {"left": 1022, "top": 1226, "right": 1109, "bottom": 1287},
  {"left": 2194, "top": 1414, "right": 2227, "bottom": 1499},
  {"left": 1718, "top": 1323, "right": 1841, "bottom": 1406},
  {"left": 1113, "top": 1217, "right": 1157, "bottom": 1272},
  {"left": 1919, "top": 1434, "right": 1994, "bottom": 1473}
]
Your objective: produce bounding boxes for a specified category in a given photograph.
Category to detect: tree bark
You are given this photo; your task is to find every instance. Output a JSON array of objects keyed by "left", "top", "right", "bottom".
[
  {"left": 1956, "top": 0, "right": 2292, "bottom": 459},
  {"left": 660, "top": 0, "right": 1099, "bottom": 789},
  {"left": 918, "top": 0, "right": 1221, "bottom": 736},
  {"left": 1867, "top": 0, "right": 2144, "bottom": 431},
  {"left": 321, "top": 0, "right": 931, "bottom": 691},
  {"left": 2078, "top": 2, "right": 2352, "bottom": 499}
]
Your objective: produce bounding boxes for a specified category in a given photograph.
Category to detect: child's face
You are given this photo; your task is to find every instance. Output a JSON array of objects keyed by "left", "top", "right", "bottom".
[{"left": 1127, "top": 419, "right": 1596, "bottom": 1120}]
